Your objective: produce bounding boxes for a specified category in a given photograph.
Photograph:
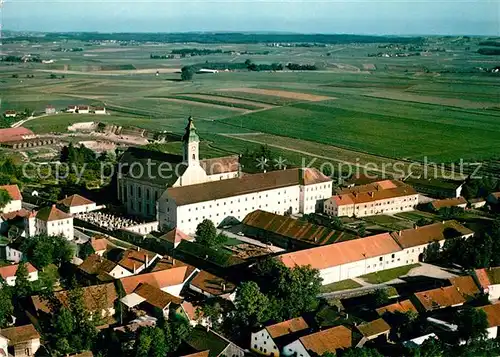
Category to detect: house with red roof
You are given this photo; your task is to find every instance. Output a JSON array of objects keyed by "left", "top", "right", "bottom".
[
  {"left": 251, "top": 317, "right": 310, "bottom": 356},
  {"left": 0, "top": 127, "right": 36, "bottom": 144},
  {"left": 477, "top": 303, "right": 500, "bottom": 340},
  {"left": 159, "top": 228, "right": 193, "bottom": 249},
  {"left": 94, "top": 107, "right": 106, "bottom": 115},
  {"left": 474, "top": 267, "right": 500, "bottom": 301},
  {"left": 0, "top": 262, "right": 38, "bottom": 286},
  {"left": 25, "top": 205, "right": 74, "bottom": 240},
  {"left": 0, "top": 324, "right": 41, "bottom": 357},
  {"left": 4, "top": 110, "right": 16, "bottom": 118},
  {"left": 0, "top": 184, "right": 23, "bottom": 214},
  {"left": 57, "top": 194, "right": 97, "bottom": 214}
]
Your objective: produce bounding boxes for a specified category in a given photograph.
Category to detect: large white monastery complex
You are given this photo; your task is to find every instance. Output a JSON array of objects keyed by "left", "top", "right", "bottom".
[{"left": 117, "top": 118, "right": 333, "bottom": 234}]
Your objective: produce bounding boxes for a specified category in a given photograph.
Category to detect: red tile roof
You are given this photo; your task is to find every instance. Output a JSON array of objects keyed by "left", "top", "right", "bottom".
[
  {"left": 159, "top": 228, "right": 192, "bottom": 244},
  {"left": 475, "top": 268, "right": 492, "bottom": 290},
  {"left": 167, "top": 168, "right": 330, "bottom": 206},
  {"left": 1, "top": 209, "right": 30, "bottom": 221},
  {"left": 333, "top": 180, "right": 417, "bottom": 206},
  {"left": 190, "top": 270, "right": 236, "bottom": 296},
  {"left": 376, "top": 300, "right": 418, "bottom": 316},
  {"left": 478, "top": 304, "right": 500, "bottom": 328},
  {"left": 299, "top": 325, "right": 352, "bottom": 355},
  {"left": 117, "top": 248, "right": 159, "bottom": 272},
  {"left": 35, "top": 205, "right": 72, "bottom": 221},
  {"left": 265, "top": 317, "right": 309, "bottom": 339},
  {"left": 134, "top": 283, "right": 183, "bottom": 309},
  {"left": 181, "top": 351, "right": 210, "bottom": 357},
  {"left": 200, "top": 155, "right": 239, "bottom": 175},
  {"left": 151, "top": 255, "right": 195, "bottom": 274},
  {"left": 431, "top": 197, "right": 467, "bottom": 210},
  {"left": 391, "top": 220, "right": 473, "bottom": 249},
  {"left": 90, "top": 237, "right": 109, "bottom": 252},
  {"left": 180, "top": 301, "right": 202, "bottom": 321},
  {"left": 279, "top": 232, "right": 401, "bottom": 270},
  {"left": 119, "top": 267, "right": 194, "bottom": 294},
  {"left": 243, "top": 210, "right": 354, "bottom": 246},
  {"left": 0, "top": 127, "right": 34, "bottom": 143},
  {"left": 0, "top": 263, "right": 37, "bottom": 280},
  {"left": 448, "top": 276, "right": 480, "bottom": 298},
  {"left": 1, "top": 324, "right": 40, "bottom": 344},
  {"left": 58, "top": 194, "right": 94, "bottom": 207},
  {"left": 413, "top": 286, "right": 466, "bottom": 312},
  {"left": 32, "top": 283, "right": 117, "bottom": 313},
  {"left": 0, "top": 184, "right": 22, "bottom": 201}
]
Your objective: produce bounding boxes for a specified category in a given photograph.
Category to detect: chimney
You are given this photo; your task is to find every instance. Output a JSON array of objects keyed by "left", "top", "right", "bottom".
[
  {"left": 136, "top": 246, "right": 140, "bottom": 251},
  {"left": 145, "top": 253, "right": 149, "bottom": 267},
  {"left": 172, "top": 259, "right": 176, "bottom": 265},
  {"left": 368, "top": 192, "right": 373, "bottom": 197},
  {"left": 398, "top": 231, "right": 402, "bottom": 236},
  {"left": 221, "top": 282, "right": 226, "bottom": 293},
  {"left": 133, "top": 263, "right": 136, "bottom": 274}
]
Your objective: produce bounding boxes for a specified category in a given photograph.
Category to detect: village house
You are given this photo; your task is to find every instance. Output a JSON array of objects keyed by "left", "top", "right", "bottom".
[
  {"left": 411, "top": 286, "right": 466, "bottom": 313},
  {"left": 0, "top": 263, "right": 38, "bottom": 286},
  {"left": 279, "top": 220, "right": 473, "bottom": 285},
  {"left": 94, "top": 107, "right": 106, "bottom": 115},
  {"left": 78, "top": 254, "right": 133, "bottom": 282},
  {"left": 158, "top": 228, "right": 194, "bottom": 250},
  {"left": 119, "top": 264, "right": 197, "bottom": 298},
  {"left": 25, "top": 205, "right": 74, "bottom": 240},
  {"left": 0, "top": 324, "right": 40, "bottom": 357},
  {"left": 251, "top": 317, "right": 309, "bottom": 356},
  {"left": 468, "top": 198, "right": 486, "bottom": 209},
  {"left": 4, "top": 110, "right": 17, "bottom": 118},
  {"left": 324, "top": 180, "right": 418, "bottom": 218},
  {"left": 404, "top": 177, "right": 464, "bottom": 199},
  {"left": 474, "top": 267, "right": 500, "bottom": 300},
  {"left": 0, "top": 184, "right": 23, "bottom": 214},
  {"left": 175, "top": 301, "right": 205, "bottom": 326},
  {"left": 45, "top": 105, "right": 56, "bottom": 115},
  {"left": 429, "top": 197, "right": 467, "bottom": 211},
  {"left": 116, "top": 248, "right": 162, "bottom": 275},
  {"left": 183, "top": 327, "right": 245, "bottom": 357},
  {"left": 282, "top": 325, "right": 353, "bottom": 357},
  {"left": 57, "top": 194, "right": 98, "bottom": 214},
  {"left": 31, "top": 283, "right": 117, "bottom": 322},
  {"left": 242, "top": 210, "right": 355, "bottom": 250},
  {"left": 67, "top": 105, "right": 77, "bottom": 113},
  {"left": 279, "top": 233, "right": 404, "bottom": 285},
  {"left": 376, "top": 299, "right": 418, "bottom": 316},
  {"left": 390, "top": 220, "right": 474, "bottom": 263},
  {"left": 356, "top": 318, "right": 391, "bottom": 346},
  {"left": 448, "top": 275, "right": 481, "bottom": 300},
  {"left": 477, "top": 303, "right": 500, "bottom": 339},
  {"left": 77, "top": 105, "right": 90, "bottom": 114},
  {"left": 189, "top": 270, "right": 237, "bottom": 301},
  {"left": 6, "top": 237, "right": 24, "bottom": 263},
  {"left": 87, "top": 236, "right": 109, "bottom": 256},
  {"left": 120, "top": 282, "right": 183, "bottom": 319}
]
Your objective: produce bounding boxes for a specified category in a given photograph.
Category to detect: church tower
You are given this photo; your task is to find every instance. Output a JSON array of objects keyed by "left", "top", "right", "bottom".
[{"left": 182, "top": 116, "right": 200, "bottom": 166}]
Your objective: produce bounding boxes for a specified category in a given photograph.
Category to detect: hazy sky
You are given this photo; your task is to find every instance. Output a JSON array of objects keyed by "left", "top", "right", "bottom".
[{"left": 4, "top": 0, "right": 500, "bottom": 35}]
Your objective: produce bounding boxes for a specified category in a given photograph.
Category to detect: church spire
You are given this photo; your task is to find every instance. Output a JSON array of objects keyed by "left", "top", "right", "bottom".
[
  {"left": 183, "top": 116, "right": 199, "bottom": 143},
  {"left": 182, "top": 116, "right": 200, "bottom": 165}
]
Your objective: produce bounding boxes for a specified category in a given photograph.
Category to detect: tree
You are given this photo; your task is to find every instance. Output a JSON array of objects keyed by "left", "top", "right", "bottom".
[
  {"left": 49, "top": 73, "right": 57, "bottom": 79},
  {"left": 423, "top": 241, "right": 441, "bottom": 262},
  {"left": 79, "top": 243, "right": 95, "bottom": 260},
  {"left": 341, "top": 347, "right": 384, "bottom": 357},
  {"left": 195, "top": 219, "right": 223, "bottom": 247},
  {"left": 22, "top": 234, "right": 74, "bottom": 269},
  {"left": 358, "top": 222, "right": 366, "bottom": 237},
  {"left": 133, "top": 327, "right": 167, "bottom": 357},
  {"left": 181, "top": 66, "right": 195, "bottom": 81},
  {"left": 234, "top": 281, "right": 270, "bottom": 328},
  {"left": 372, "top": 289, "right": 390, "bottom": 306},
  {"left": 0, "top": 189, "right": 11, "bottom": 210},
  {"left": 0, "top": 288, "right": 13, "bottom": 328},
  {"left": 454, "top": 306, "right": 488, "bottom": 344},
  {"left": 408, "top": 337, "right": 445, "bottom": 357},
  {"left": 14, "top": 262, "right": 32, "bottom": 298}
]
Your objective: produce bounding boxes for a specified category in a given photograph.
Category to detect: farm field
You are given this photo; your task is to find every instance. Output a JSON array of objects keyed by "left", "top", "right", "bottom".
[{"left": 2, "top": 37, "right": 500, "bottom": 173}]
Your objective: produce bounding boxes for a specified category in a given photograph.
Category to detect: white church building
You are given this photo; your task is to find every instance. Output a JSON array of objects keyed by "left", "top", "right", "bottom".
[{"left": 118, "top": 117, "right": 333, "bottom": 234}]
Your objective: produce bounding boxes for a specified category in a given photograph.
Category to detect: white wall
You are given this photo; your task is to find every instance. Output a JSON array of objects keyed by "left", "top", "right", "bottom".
[
  {"left": 109, "top": 265, "right": 133, "bottom": 279},
  {"left": 301, "top": 182, "right": 332, "bottom": 214},
  {"left": 488, "top": 284, "right": 500, "bottom": 301},
  {"left": 163, "top": 283, "right": 185, "bottom": 298},
  {"left": 1, "top": 199, "right": 22, "bottom": 214},
  {"left": 325, "top": 194, "right": 419, "bottom": 218},
  {"left": 123, "top": 221, "right": 159, "bottom": 235},
  {"left": 6, "top": 246, "right": 23, "bottom": 263},
  {"left": 161, "top": 185, "right": 301, "bottom": 234},
  {"left": 68, "top": 203, "right": 97, "bottom": 214},
  {"left": 4, "top": 270, "right": 38, "bottom": 287},
  {"left": 486, "top": 326, "right": 498, "bottom": 340},
  {"left": 45, "top": 218, "right": 74, "bottom": 240},
  {"left": 282, "top": 340, "right": 310, "bottom": 357},
  {"left": 251, "top": 329, "right": 280, "bottom": 357}
]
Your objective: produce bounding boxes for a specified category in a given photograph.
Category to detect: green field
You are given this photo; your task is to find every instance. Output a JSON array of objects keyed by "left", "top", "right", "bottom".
[
  {"left": 3, "top": 36, "right": 500, "bottom": 174},
  {"left": 360, "top": 264, "right": 421, "bottom": 284}
]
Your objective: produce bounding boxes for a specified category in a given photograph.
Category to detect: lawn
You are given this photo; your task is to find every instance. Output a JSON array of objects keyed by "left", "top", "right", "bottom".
[
  {"left": 220, "top": 95, "right": 500, "bottom": 163},
  {"left": 394, "top": 211, "right": 439, "bottom": 223},
  {"left": 320, "top": 279, "right": 363, "bottom": 293},
  {"left": 360, "top": 263, "right": 421, "bottom": 284}
]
